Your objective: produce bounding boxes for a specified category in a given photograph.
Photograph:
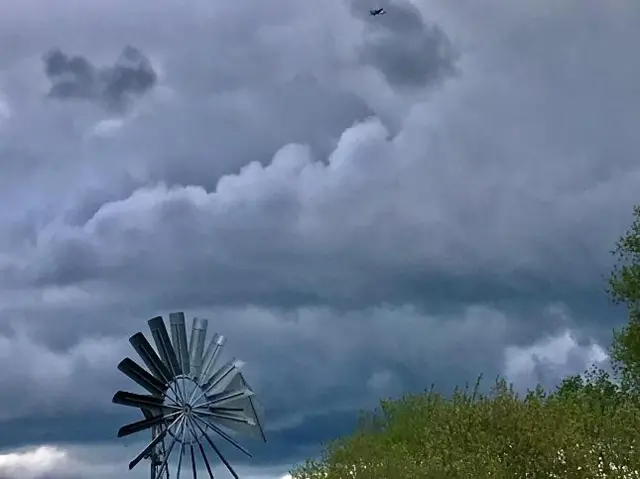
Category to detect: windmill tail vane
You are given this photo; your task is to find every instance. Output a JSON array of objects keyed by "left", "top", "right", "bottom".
[{"left": 113, "top": 312, "right": 267, "bottom": 479}]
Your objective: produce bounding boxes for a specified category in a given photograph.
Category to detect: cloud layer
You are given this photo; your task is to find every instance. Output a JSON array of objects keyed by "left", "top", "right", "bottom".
[{"left": 0, "top": 0, "right": 639, "bottom": 476}]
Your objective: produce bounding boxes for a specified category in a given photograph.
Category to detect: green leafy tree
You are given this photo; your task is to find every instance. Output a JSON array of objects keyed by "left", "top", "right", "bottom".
[
  {"left": 291, "top": 376, "right": 640, "bottom": 478},
  {"left": 609, "top": 205, "right": 640, "bottom": 392}
]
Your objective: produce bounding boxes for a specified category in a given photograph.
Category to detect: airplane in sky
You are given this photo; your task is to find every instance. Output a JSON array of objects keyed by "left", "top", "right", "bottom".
[{"left": 369, "top": 8, "right": 386, "bottom": 16}]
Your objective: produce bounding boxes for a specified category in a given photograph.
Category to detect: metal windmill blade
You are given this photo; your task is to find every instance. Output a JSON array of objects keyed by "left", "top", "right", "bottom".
[{"left": 113, "top": 313, "right": 267, "bottom": 479}]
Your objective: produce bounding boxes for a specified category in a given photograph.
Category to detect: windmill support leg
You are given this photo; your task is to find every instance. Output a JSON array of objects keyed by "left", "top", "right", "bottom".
[{"left": 151, "top": 424, "right": 169, "bottom": 479}]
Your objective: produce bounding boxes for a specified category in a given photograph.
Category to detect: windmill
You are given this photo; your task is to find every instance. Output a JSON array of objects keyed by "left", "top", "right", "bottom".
[{"left": 113, "top": 312, "right": 266, "bottom": 478}]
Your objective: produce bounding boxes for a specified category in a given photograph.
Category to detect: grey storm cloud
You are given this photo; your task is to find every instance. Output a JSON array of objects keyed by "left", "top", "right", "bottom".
[
  {"left": 43, "top": 45, "right": 157, "bottom": 111},
  {"left": 353, "top": 0, "right": 459, "bottom": 87},
  {"left": 0, "top": 0, "right": 639, "bottom": 476}
]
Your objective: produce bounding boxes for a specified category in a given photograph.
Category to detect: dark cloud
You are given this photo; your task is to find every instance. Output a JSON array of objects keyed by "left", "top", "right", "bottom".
[
  {"left": 43, "top": 45, "right": 156, "bottom": 111},
  {"left": 0, "top": 409, "right": 341, "bottom": 468},
  {"left": 353, "top": 0, "right": 459, "bottom": 87},
  {"left": 146, "top": 74, "right": 375, "bottom": 190},
  {"left": 43, "top": 50, "right": 95, "bottom": 98}
]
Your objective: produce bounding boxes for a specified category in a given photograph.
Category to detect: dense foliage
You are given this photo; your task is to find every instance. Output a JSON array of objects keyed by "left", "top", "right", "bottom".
[
  {"left": 609, "top": 205, "right": 640, "bottom": 394},
  {"left": 290, "top": 206, "right": 640, "bottom": 479}
]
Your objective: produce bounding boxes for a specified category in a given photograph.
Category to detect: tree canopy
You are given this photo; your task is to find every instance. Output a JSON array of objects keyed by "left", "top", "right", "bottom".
[
  {"left": 290, "top": 205, "right": 640, "bottom": 479},
  {"left": 609, "top": 205, "right": 640, "bottom": 394}
]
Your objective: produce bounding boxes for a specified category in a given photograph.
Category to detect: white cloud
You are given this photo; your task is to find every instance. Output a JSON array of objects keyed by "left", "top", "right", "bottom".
[
  {"left": 0, "top": 446, "right": 73, "bottom": 479},
  {"left": 367, "top": 369, "right": 395, "bottom": 392},
  {"left": 0, "top": 444, "right": 291, "bottom": 479},
  {"left": 0, "top": 91, "right": 11, "bottom": 124},
  {"left": 504, "top": 328, "right": 608, "bottom": 389},
  {"left": 90, "top": 118, "right": 125, "bottom": 137}
]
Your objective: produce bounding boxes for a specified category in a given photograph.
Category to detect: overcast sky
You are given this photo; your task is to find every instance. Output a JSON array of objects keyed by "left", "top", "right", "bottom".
[{"left": 0, "top": 0, "right": 639, "bottom": 477}]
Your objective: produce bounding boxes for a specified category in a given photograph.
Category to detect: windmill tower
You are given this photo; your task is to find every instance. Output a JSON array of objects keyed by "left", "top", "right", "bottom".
[{"left": 149, "top": 420, "right": 168, "bottom": 479}]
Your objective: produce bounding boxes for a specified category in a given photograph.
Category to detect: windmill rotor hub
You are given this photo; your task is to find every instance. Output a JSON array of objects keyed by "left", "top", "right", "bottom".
[
  {"left": 166, "top": 375, "right": 204, "bottom": 407},
  {"left": 165, "top": 375, "right": 208, "bottom": 444}
]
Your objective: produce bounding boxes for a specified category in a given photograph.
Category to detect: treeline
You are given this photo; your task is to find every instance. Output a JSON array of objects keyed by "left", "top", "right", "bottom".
[{"left": 291, "top": 206, "right": 640, "bottom": 478}]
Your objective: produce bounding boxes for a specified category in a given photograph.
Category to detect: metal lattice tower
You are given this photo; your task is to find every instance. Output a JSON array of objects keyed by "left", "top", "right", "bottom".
[{"left": 150, "top": 423, "right": 169, "bottom": 479}]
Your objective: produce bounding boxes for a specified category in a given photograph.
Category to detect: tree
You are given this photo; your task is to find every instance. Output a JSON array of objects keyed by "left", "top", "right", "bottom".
[
  {"left": 290, "top": 376, "right": 640, "bottom": 478},
  {"left": 609, "top": 205, "right": 640, "bottom": 393}
]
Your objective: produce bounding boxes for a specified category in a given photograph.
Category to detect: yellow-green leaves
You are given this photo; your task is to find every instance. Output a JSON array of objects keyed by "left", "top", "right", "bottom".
[{"left": 290, "top": 376, "right": 640, "bottom": 478}]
